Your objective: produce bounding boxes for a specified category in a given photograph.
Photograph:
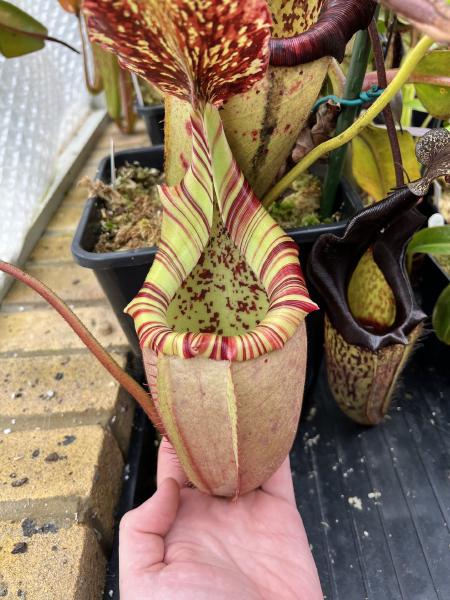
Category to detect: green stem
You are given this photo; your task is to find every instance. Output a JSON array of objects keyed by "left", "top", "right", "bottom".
[
  {"left": 320, "top": 29, "right": 372, "bottom": 218},
  {"left": 263, "top": 36, "right": 434, "bottom": 209},
  {"left": 0, "top": 261, "right": 161, "bottom": 430}
]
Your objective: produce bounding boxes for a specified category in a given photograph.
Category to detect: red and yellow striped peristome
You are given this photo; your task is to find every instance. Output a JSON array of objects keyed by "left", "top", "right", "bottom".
[
  {"left": 126, "top": 104, "right": 316, "bottom": 360},
  {"left": 85, "top": 0, "right": 316, "bottom": 495}
]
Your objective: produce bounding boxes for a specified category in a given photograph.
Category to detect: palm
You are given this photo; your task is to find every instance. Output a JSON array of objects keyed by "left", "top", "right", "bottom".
[{"left": 120, "top": 440, "right": 323, "bottom": 600}]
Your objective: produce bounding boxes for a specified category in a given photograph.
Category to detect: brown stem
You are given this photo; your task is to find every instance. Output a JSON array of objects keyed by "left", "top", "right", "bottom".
[
  {"left": 383, "top": 14, "right": 397, "bottom": 63},
  {"left": 368, "top": 19, "right": 404, "bottom": 187},
  {"left": 117, "top": 67, "right": 137, "bottom": 134},
  {"left": 0, "top": 261, "right": 161, "bottom": 429},
  {"left": 364, "top": 69, "right": 450, "bottom": 89},
  {"left": 78, "top": 14, "right": 103, "bottom": 94}
]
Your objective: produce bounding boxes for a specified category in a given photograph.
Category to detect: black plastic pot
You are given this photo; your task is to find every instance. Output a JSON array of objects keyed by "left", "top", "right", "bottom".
[
  {"left": 72, "top": 147, "right": 362, "bottom": 361},
  {"left": 136, "top": 104, "right": 165, "bottom": 145},
  {"left": 72, "top": 147, "right": 163, "bottom": 355}
]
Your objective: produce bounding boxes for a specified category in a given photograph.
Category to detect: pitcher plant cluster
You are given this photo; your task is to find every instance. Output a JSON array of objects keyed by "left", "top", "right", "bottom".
[{"left": 0, "top": 0, "right": 449, "bottom": 495}]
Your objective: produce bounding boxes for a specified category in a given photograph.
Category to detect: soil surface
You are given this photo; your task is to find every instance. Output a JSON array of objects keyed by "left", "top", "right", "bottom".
[
  {"left": 268, "top": 172, "right": 342, "bottom": 229},
  {"left": 81, "top": 163, "right": 164, "bottom": 253},
  {"left": 84, "top": 166, "right": 341, "bottom": 253}
]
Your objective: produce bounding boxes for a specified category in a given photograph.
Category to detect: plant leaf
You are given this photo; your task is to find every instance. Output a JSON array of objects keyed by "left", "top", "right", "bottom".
[
  {"left": 352, "top": 124, "right": 421, "bottom": 201},
  {"left": 377, "top": 0, "right": 450, "bottom": 42},
  {"left": 95, "top": 46, "right": 121, "bottom": 121},
  {"left": 407, "top": 225, "right": 450, "bottom": 256},
  {"left": 0, "top": 0, "right": 47, "bottom": 57},
  {"left": 432, "top": 283, "right": 450, "bottom": 344},
  {"left": 84, "top": 0, "right": 271, "bottom": 106},
  {"left": 414, "top": 50, "right": 450, "bottom": 119}
]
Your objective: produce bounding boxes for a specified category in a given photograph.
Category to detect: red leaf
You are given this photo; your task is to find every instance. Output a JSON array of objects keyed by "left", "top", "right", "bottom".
[{"left": 83, "top": 0, "right": 271, "bottom": 106}]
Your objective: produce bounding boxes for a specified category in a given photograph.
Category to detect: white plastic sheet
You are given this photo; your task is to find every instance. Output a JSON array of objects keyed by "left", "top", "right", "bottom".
[{"left": 0, "top": 0, "right": 91, "bottom": 292}]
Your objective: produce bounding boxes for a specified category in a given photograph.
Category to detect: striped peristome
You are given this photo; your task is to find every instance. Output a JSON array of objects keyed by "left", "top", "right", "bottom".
[{"left": 126, "top": 105, "right": 317, "bottom": 360}]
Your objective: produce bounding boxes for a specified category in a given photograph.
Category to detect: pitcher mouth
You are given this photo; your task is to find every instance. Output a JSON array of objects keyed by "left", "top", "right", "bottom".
[
  {"left": 269, "top": 0, "right": 376, "bottom": 66},
  {"left": 125, "top": 105, "right": 317, "bottom": 361},
  {"left": 307, "top": 186, "right": 426, "bottom": 352}
]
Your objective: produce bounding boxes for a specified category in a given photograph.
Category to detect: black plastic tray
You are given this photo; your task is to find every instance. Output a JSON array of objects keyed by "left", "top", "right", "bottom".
[
  {"left": 72, "top": 148, "right": 163, "bottom": 355},
  {"left": 102, "top": 402, "right": 158, "bottom": 600},
  {"left": 293, "top": 333, "right": 450, "bottom": 599}
]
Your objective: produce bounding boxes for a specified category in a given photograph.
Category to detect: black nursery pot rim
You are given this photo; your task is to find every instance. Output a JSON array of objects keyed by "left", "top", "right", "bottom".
[
  {"left": 135, "top": 102, "right": 164, "bottom": 114},
  {"left": 72, "top": 146, "right": 362, "bottom": 268},
  {"left": 72, "top": 146, "right": 163, "bottom": 270}
]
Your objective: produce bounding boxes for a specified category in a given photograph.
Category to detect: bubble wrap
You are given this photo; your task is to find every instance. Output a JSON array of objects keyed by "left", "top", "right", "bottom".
[{"left": 0, "top": 1, "right": 91, "bottom": 293}]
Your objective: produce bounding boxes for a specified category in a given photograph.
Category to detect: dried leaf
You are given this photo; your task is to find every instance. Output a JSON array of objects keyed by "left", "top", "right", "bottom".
[{"left": 408, "top": 128, "right": 450, "bottom": 196}]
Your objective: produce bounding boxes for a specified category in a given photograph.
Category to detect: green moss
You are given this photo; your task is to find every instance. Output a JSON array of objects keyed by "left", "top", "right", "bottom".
[{"left": 268, "top": 171, "right": 338, "bottom": 230}]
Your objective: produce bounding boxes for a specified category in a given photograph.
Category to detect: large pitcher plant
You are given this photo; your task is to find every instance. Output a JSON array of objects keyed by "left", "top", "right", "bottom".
[
  {"left": 0, "top": 0, "right": 379, "bottom": 497},
  {"left": 79, "top": 0, "right": 373, "bottom": 496}
]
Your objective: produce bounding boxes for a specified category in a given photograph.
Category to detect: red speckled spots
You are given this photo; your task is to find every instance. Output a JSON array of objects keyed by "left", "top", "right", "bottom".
[{"left": 84, "top": 0, "right": 272, "bottom": 106}]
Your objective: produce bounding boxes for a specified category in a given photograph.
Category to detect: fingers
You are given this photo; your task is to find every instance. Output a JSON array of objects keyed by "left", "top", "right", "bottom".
[
  {"left": 157, "top": 437, "right": 187, "bottom": 488},
  {"left": 119, "top": 477, "right": 180, "bottom": 581},
  {"left": 260, "top": 455, "right": 296, "bottom": 506}
]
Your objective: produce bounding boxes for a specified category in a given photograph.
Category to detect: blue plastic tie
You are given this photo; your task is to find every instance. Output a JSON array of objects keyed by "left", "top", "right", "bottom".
[{"left": 312, "top": 85, "right": 384, "bottom": 112}]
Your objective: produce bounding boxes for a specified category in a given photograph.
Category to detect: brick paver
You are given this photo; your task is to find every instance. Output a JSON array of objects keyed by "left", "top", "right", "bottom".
[{"left": 0, "top": 118, "right": 150, "bottom": 598}]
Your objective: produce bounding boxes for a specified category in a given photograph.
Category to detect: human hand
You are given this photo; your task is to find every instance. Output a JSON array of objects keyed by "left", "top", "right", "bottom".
[{"left": 119, "top": 438, "right": 323, "bottom": 600}]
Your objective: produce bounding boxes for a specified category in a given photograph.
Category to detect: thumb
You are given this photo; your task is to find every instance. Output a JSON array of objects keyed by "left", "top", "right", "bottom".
[{"left": 119, "top": 478, "right": 180, "bottom": 580}]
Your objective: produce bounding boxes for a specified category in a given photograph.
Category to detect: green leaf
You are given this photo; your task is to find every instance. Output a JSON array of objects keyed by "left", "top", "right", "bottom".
[
  {"left": 407, "top": 226, "right": 450, "bottom": 256},
  {"left": 414, "top": 50, "right": 450, "bottom": 119},
  {"left": 0, "top": 0, "right": 47, "bottom": 57},
  {"left": 351, "top": 124, "right": 421, "bottom": 201},
  {"left": 432, "top": 284, "right": 450, "bottom": 344},
  {"left": 402, "top": 98, "right": 427, "bottom": 112}
]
